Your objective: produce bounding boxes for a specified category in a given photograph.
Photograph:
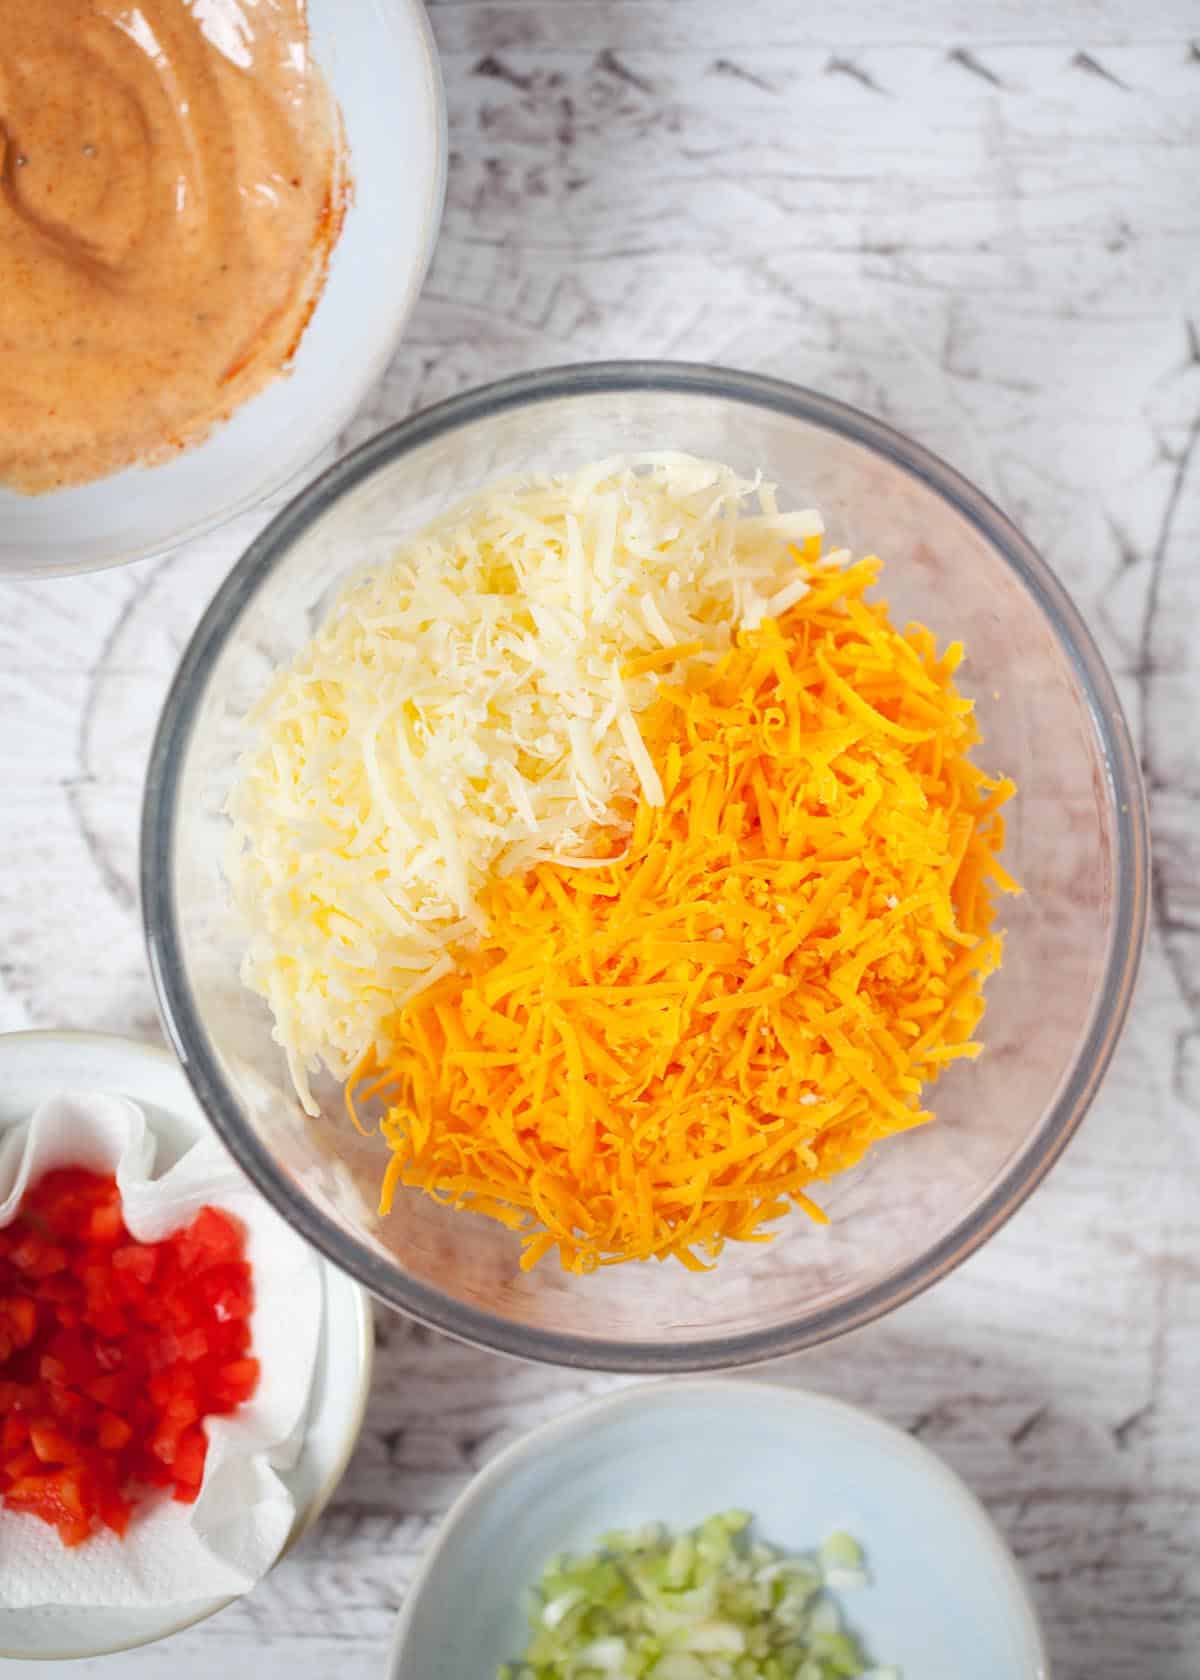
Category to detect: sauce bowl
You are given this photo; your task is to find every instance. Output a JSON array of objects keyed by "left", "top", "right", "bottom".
[{"left": 0, "top": 0, "right": 446, "bottom": 578}]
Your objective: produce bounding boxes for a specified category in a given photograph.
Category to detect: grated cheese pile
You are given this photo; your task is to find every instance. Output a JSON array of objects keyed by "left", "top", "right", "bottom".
[
  {"left": 351, "top": 546, "right": 1019, "bottom": 1273},
  {"left": 226, "top": 456, "right": 820, "bottom": 1110}
]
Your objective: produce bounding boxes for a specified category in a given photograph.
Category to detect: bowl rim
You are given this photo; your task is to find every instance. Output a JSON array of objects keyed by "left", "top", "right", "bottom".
[
  {"left": 0, "top": 1027, "right": 374, "bottom": 1662},
  {"left": 0, "top": 0, "right": 447, "bottom": 581},
  {"left": 140, "top": 358, "right": 1150, "bottom": 1374},
  {"left": 385, "top": 1376, "right": 1051, "bottom": 1680}
]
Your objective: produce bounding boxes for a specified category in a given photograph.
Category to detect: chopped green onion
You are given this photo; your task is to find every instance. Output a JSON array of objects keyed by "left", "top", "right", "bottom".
[{"left": 499, "top": 1511, "right": 895, "bottom": 1679}]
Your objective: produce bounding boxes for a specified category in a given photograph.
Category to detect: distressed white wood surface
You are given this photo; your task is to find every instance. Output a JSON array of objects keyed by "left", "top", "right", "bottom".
[{"left": 2, "top": 2, "right": 1199, "bottom": 1675}]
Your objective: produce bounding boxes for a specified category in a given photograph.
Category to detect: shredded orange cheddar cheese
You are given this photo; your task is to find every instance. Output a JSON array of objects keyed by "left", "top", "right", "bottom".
[{"left": 349, "top": 548, "right": 1019, "bottom": 1272}]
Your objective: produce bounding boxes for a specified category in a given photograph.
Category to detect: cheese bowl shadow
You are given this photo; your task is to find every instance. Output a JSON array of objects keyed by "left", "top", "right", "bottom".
[{"left": 140, "top": 361, "right": 1148, "bottom": 1372}]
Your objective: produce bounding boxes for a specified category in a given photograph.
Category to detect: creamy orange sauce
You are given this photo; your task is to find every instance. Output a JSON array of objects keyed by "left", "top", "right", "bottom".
[{"left": 0, "top": 0, "right": 345, "bottom": 494}]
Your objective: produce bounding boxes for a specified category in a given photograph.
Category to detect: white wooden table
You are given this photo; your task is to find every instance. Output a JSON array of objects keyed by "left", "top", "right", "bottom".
[{"left": 2, "top": 2, "right": 1198, "bottom": 1674}]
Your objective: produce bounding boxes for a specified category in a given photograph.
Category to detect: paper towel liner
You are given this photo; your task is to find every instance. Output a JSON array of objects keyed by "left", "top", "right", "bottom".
[{"left": 0, "top": 1090, "right": 323, "bottom": 1609}]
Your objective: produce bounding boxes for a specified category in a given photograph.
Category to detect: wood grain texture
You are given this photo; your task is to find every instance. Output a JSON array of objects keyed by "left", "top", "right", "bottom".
[{"left": 1, "top": 1, "right": 1198, "bottom": 1675}]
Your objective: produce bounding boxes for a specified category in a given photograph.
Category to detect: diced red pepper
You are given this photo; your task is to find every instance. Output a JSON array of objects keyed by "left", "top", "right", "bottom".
[
  {"left": 3, "top": 1445, "right": 40, "bottom": 1480},
  {"left": 87, "top": 1201, "right": 125, "bottom": 1245},
  {"left": 216, "top": 1358, "right": 260, "bottom": 1406},
  {"left": 36, "top": 1275, "right": 79, "bottom": 1306},
  {"left": 10, "top": 1236, "right": 69, "bottom": 1279},
  {"left": 197, "top": 1263, "right": 254, "bottom": 1324},
  {"left": 46, "top": 1384, "right": 91, "bottom": 1425},
  {"left": 112, "top": 1245, "right": 157, "bottom": 1286},
  {"left": 171, "top": 1425, "right": 207, "bottom": 1499},
  {"left": 29, "top": 1422, "right": 83, "bottom": 1466},
  {"left": 2, "top": 1412, "right": 30, "bottom": 1454},
  {"left": 97, "top": 1412, "right": 132, "bottom": 1451},
  {"left": 1, "top": 1295, "right": 38, "bottom": 1348},
  {"left": 177, "top": 1207, "right": 244, "bottom": 1273},
  {"left": 98, "top": 1486, "right": 133, "bottom": 1537},
  {"left": 150, "top": 1416, "right": 184, "bottom": 1465},
  {"left": 83, "top": 1372, "right": 130, "bottom": 1409},
  {"left": 178, "top": 1329, "right": 210, "bottom": 1363},
  {"left": 1, "top": 1172, "right": 259, "bottom": 1548}
]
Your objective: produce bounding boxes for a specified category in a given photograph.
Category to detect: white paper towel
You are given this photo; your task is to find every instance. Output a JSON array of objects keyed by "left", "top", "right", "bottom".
[{"left": 0, "top": 1091, "right": 323, "bottom": 1608}]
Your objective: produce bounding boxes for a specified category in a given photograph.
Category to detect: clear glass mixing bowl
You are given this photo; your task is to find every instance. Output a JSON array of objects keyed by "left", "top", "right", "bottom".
[{"left": 141, "top": 363, "right": 1148, "bottom": 1372}]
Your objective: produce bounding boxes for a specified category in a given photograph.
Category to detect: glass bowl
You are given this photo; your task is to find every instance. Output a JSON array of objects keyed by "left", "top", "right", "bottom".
[{"left": 141, "top": 362, "right": 1148, "bottom": 1372}]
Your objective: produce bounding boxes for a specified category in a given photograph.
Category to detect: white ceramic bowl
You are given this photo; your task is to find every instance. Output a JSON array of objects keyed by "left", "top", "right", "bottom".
[
  {"left": 0, "top": 1030, "right": 374, "bottom": 1662},
  {"left": 0, "top": 0, "right": 446, "bottom": 579},
  {"left": 388, "top": 1379, "right": 1050, "bottom": 1680}
]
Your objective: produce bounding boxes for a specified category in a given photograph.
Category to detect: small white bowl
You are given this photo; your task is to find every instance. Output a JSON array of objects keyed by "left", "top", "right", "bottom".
[
  {"left": 0, "top": 1030, "right": 374, "bottom": 1662},
  {"left": 389, "top": 1379, "right": 1050, "bottom": 1680},
  {"left": 0, "top": 0, "right": 446, "bottom": 579}
]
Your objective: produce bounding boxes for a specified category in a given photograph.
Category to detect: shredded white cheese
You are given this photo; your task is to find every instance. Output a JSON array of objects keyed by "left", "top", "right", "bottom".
[{"left": 225, "top": 454, "right": 821, "bottom": 1109}]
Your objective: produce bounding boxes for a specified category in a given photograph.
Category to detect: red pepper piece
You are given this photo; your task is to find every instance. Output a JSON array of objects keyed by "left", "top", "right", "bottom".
[{"left": 1, "top": 1175, "right": 259, "bottom": 1547}]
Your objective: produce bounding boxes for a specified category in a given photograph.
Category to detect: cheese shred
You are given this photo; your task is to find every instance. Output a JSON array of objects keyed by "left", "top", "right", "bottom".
[
  {"left": 352, "top": 546, "right": 1019, "bottom": 1272},
  {"left": 225, "top": 456, "right": 819, "bottom": 1110}
]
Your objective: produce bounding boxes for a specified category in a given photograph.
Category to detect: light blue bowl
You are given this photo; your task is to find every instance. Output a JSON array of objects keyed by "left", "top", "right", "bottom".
[{"left": 389, "top": 1380, "right": 1048, "bottom": 1680}]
